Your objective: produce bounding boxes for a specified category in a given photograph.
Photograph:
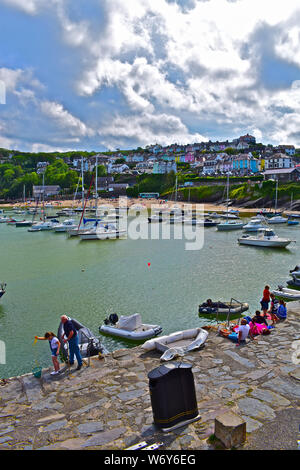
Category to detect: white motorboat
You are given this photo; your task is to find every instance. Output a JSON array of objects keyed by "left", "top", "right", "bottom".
[
  {"left": 67, "top": 222, "right": 98, "bottom": 237},
  {"left": 80, "top": 223, "right": 127, "bottom": 240},
  {"left": 53, "top": 218, "right": 77, "bottom": 232},
  {"left": 272, "top": 286, "right": 300, "bottom": 301},
  {"left": 0, "top": 216, "right": 10, "bottom": 223},
  {"left": 238, "top": 228, "right": 292, "bottom": 248},
  {"left": 268, "top": 216, "right": 288, "bottom": 224},
  {"left": 141, "top": 328, "right": 208, "bottom": 361},
  {"left": 99, "top": 313, "right": 162, "bottom": 341},
  {"left": 220, "top": 212, "right": 240, "bottom": 219},
  {"left": 243, "top": 218, "right": 267, "bottom": 232},
  {"left": 28, "top": 220, "right": 58, "bottom": 231}
]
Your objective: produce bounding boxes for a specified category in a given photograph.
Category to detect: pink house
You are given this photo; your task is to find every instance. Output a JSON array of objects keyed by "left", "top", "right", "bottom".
[{"left": 185, "top": 152, "right": 195, "bottom": 163}]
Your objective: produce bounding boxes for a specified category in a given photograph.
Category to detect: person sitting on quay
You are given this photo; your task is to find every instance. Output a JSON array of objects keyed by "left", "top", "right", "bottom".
[
  {"left": 275, "top": 299, "right": 287, "bottom": 321},
  {"left": 268, "top": 293, "right": 279, "bottom": 326},
  {"left": 219, "top": 319, "right": 255, "bottom": 346},
  {"left": 249, "top": 311, "right": 271, "bottom": 337}
]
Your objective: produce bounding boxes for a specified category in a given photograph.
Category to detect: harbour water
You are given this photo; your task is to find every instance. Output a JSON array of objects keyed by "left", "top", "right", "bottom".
[{"left": 0, "top": 210, "right": 298, "bottom": 378}]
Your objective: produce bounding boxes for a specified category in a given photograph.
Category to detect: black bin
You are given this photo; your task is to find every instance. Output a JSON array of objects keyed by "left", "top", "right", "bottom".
[{"left": 148, "top": 362, "right": 198, "bottom": 429}]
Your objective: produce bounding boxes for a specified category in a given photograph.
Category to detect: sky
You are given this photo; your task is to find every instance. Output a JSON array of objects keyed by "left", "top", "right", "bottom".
[{"left": 1, "top": 0, "right": 300, "bottom": 152}]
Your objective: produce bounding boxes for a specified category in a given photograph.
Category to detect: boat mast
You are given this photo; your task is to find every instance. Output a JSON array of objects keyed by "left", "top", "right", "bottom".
[
  {"left": 81, "top": 156, "right": 84, "bottom": 211},
  {"left": 95, "top": 155, "right": 98, "bottom": 219},
  {"left": 175, "top": 174, "right": 178, "bottom": 202},
  {"left": 226, "top": 173, "right": 229, "bottom": 222},
  {"left": 42, "top": 171, "right": 45, "bottom": 222},
  {"left": 275, "top": 178, "right": 278, "bottom": 212}
]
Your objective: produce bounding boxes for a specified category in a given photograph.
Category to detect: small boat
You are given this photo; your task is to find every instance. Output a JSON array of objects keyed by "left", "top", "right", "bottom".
[
  {"left": 0, "top": 216, "right": 10, "bottom": 223},
  {"left": 0, "top": 282, "right": 6, "bottom": 299},
  {"left": 220, "top": 212, "right": 240, "bottom": 220},
  {"left": 238, "top": 228, "right": 292, "bottom": 248},
  {"left": 287, "top": 219, "right": 299, "bottom": 226},
  {"left": 15, "top": 220, "right": 33, "bottom": 227},
  {"left": 53, "top": 219, "right": 78, "bottom": 232},
  {"left": 80, "top": 223, "right": 126, "bottom": 240},
  {"left": 28, "top": 219, "right": 59, "bottom": 231},
  {"left": 287, "top": 276, "right": 300, "bottom": 288},
  {"left": 198, "top": 300, "right": 249, "bottom": 315},
  {"left": 57, "top": 317, "right": 108, "bottom": 362},
  {"left": 181, "top": 217, "right": 217, "bottom": 227},
  {"left": 268, "top": 216, "right": 288, "bottom": 224},
  {"left": 243, "top": 218, "right": 267, "bottom": 232},
  {"left": 99, "top": 313, "right": 162, "bottom": 341},
  {"left": 217, "top": 221, "right": 244, "bottom": 231},
  {"left": 141, "top": 328, "right": 208, "bottom": 361},
  {"left": 272, "top": 286, "right": 300, "bottom": 301}
]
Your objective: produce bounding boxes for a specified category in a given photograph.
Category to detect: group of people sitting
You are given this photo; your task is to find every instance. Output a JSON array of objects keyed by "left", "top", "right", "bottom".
[{"left": 219, "top": 285, "right": 287, "bottom": 347}]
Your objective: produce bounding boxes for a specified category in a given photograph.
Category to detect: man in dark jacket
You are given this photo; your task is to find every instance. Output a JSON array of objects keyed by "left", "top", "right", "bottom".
[{"left": 61, "top": 315, "right": 83, "bottom": 370}]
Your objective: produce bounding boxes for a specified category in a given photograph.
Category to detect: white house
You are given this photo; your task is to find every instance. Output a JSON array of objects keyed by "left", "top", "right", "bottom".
[
  {"left": 264, "top": 153, "right": 294, "bottom": 170},
  {"left": 152, "top": 161, "right": 177, "bottom": 174}
]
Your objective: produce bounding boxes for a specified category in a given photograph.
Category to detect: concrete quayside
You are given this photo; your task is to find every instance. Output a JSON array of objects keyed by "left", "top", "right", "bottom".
[{"left": 0, "top": 303, "right": 299, "bottom": 450}]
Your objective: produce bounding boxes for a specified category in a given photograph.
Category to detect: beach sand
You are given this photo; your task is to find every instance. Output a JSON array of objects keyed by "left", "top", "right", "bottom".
[{"left": 1, "top": 197, "right": 299, "bottom": 215}]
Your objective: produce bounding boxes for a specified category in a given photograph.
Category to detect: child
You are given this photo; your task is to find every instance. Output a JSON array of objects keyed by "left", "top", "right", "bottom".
[
  {"left": 268, "top": 294, "right": 279, "bottom": 325},
  {"left": 35, "top": 332, "right": 61, "bottom": 375},
  {"left": 260, "top": 285, "right": 270, "bottom": 317}
]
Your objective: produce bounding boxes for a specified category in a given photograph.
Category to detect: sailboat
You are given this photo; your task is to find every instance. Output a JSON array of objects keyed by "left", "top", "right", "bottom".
[
  {"left": 268, "top": 180, "right": 287, "bottom": 224},
  {"left": 217, "top": 174, "right": 244, "bottom": 231},
  {"left": 78, "top": 157, "right": 127, "bottom": 241},
  {"left": 15, "top": 185, "right": 34, "bottom": 227}
]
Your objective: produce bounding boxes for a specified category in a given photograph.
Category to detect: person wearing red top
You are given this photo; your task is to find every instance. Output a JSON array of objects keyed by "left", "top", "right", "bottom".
[{"left": 260, "top": 285, "right": 270, "bottom": 317}]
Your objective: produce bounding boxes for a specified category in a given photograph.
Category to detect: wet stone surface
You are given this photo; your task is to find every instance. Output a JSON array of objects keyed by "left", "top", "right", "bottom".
[{"left": 0, "top": 305, "right": 300, "bottom": 450}]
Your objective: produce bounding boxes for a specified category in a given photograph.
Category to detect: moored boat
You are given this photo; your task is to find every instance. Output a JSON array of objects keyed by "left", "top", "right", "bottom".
[
  {"left": 198, "top": 300, "right": 249, "bottom": 315},
  {"left": 272, "top": 286, "right": 300, "bottom": 301},
  {"left": 0, "top": 282, "right": 6, "bottom": 299},
  {"left": 57, "top": 317, "right": 108, "bottom": 362},
  {"left": 99, "top": 313, "right": 162, "bottom": 341},
  {"left": 238, "top": 228, "right": 292, "bottom": 248}
]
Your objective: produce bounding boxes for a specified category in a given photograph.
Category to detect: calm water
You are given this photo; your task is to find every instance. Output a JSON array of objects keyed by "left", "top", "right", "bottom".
[{"left": 0, "top": 211, "right": 298, "bottom": 377}]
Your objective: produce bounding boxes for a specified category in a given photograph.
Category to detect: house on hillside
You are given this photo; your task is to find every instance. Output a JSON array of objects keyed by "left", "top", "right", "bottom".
[
  {"left": 263, "top": 168, "right": 300, "bottom": 182},
  {"left": 33, "top": 185, "right": 61, "bottom": 198}
]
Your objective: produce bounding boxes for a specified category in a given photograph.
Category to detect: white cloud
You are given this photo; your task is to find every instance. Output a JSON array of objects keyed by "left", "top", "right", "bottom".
[
  {"left": 99, "top": 111, "right": 207, "bottom": 149},
  {"left": 40, "top": 100, "right": 95, "bottom": 137},
  {"left": 3, "top": 0, "right": 300, "bottom": 148}
]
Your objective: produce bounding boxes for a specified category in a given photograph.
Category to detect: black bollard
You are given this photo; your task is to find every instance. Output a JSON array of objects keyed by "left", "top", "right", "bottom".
[{"left": 148, "top": 362, "right": 199, "bottom": 431}]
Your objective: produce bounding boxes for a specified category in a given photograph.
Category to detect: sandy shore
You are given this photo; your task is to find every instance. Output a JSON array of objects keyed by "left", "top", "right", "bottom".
[{"left": 2, "top": 197, "right": 299, "bottom": 215}]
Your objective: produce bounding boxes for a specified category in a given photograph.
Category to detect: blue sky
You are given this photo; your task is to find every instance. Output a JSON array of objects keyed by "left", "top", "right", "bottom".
[{"left": 1, "top": 0, "right": 300, "bottom": 152}]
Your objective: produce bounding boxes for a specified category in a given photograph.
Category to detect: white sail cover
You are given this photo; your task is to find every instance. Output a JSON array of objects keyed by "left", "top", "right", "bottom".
[{"left": 118, "top": 313, "right": 142, "bottom": 331}]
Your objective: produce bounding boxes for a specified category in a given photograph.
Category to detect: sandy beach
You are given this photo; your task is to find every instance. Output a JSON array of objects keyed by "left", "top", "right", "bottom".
[{"left": 2, "top": 197, "right": 300, "bottom": 215}]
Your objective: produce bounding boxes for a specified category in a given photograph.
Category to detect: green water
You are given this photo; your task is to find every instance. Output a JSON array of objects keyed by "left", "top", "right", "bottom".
[{"left": 0, "top": 213, "right": 298, "bottom": 378}]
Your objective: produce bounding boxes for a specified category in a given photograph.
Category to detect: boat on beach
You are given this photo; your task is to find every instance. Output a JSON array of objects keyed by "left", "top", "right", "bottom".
[
  {"left": 238, "top": 228, "right": 293, "bottom": 248},
  {"left": 141, "top": 327, "right": 208, "bottom": 361},
  {"left": 57, "top": 317, "right": 108, "bottom": 362},
  {"left": 99, "top": 313, "right": 163, "bottom": 341}
]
